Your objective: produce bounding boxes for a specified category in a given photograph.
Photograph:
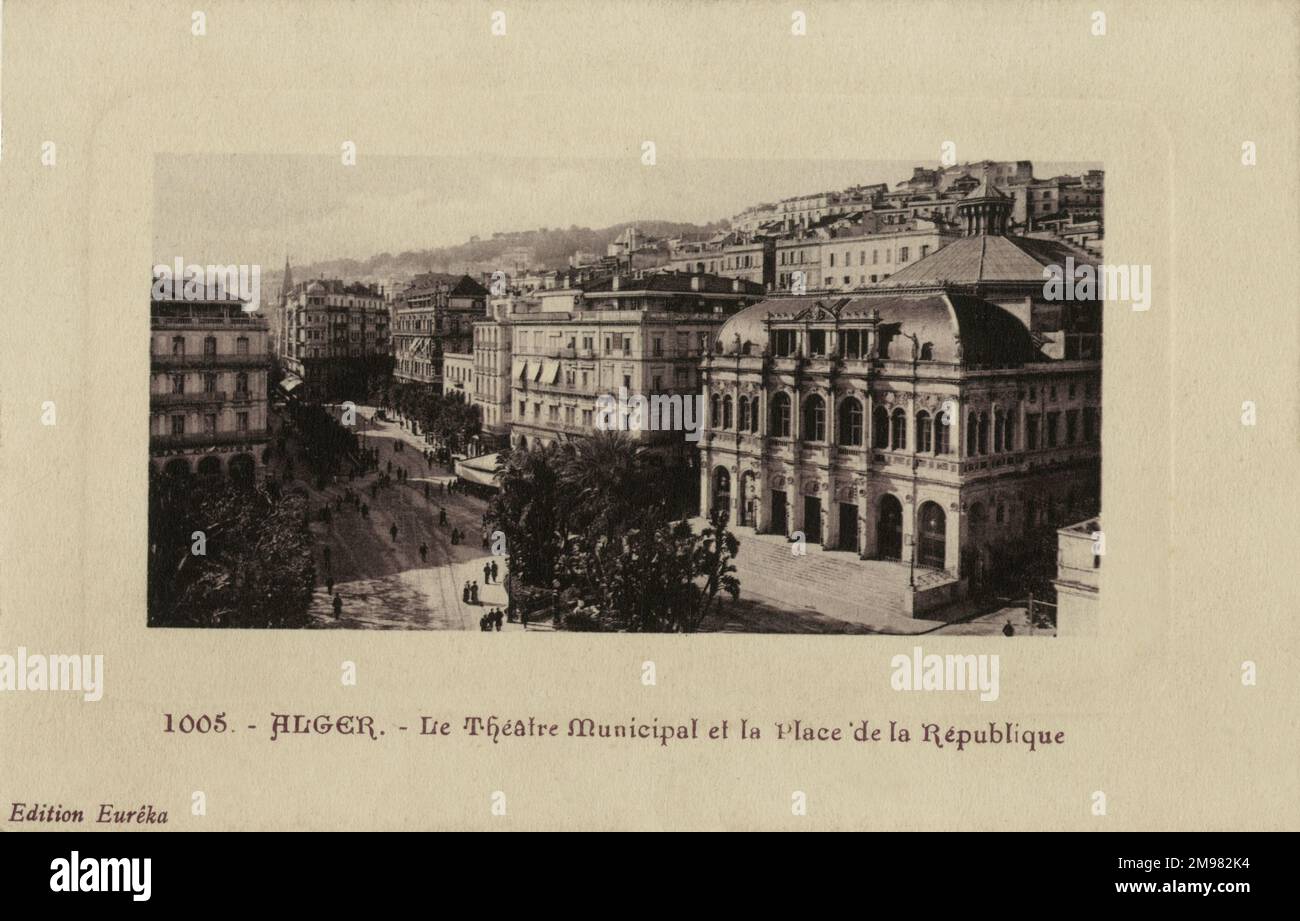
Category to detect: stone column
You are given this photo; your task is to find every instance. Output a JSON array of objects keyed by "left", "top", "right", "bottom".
[
  {"left": 861, "top": 493, "right": 877, "bottom": 557},
  {"left": 945, "top": 500, "right": 960, "bottom": 572},
  {"left": 698, "top": 459, "right": 711, "bottom": 518}
]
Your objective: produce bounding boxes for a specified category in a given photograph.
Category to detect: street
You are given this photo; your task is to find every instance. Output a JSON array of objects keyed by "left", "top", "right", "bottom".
[{"left": 270, "top": 405, "right": 522, "bottom": 630}]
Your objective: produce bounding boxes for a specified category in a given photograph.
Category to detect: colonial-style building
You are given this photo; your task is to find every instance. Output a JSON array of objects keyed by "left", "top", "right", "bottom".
[
  {"left": 278, "top": 278, "right": 391, "bottom": 402},
  {"left": 472, "top": 298, "right": 516, "bottom": 449},
  {"left": 150, "top": 294, "right": 270, "bottom": 482},
  {"left": 698, "top": 180, "right": 1102, "bottom": 612},
  {"left": 505, "top": 272, "right": 766, "bottom": 454},
  {"left": 1053, "top": 516, "right": 1101, "bottom": 636},
  {"left": 392, "top": 273, "right": 489, "bottom": 393}
]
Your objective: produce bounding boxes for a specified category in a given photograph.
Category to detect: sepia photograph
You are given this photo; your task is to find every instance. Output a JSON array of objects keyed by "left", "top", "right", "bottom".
[
  {"left": 2, "top": 0, "right": 1297, "bottom": 867},
  {"left": 149, "top": 154, "right": 1103, "bottom": 635}
]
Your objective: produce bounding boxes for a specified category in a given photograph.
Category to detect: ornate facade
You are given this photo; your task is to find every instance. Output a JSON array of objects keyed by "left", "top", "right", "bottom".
[
  {"left": 698, "top": 183, "right": 1102, "bottom": 604},
  {"left": 150, "top": 296, "right": 269, "bottom": 482}
]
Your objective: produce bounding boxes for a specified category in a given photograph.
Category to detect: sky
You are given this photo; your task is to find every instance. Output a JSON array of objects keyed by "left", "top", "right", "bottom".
[{"left": 152, "top": 154, "right": 1099, "bottom": 273}]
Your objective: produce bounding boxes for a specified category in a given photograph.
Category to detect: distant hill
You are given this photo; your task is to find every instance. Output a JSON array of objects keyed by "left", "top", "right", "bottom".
[{"left": 283, "top": 219, "right": 727, "bottom": 285}]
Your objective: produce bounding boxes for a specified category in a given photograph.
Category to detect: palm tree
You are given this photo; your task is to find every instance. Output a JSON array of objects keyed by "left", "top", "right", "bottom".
[
  {"left": 557, "top": 431, "right": 662, "bottom": 541},
  {"left": 489, "top": 443, "right": 569, "bottom": 588}
]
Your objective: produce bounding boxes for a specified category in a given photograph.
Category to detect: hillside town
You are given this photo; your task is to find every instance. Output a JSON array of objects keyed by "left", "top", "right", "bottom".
[{"left": 148, "top": 159, "right": 1103, "bottom": 635}]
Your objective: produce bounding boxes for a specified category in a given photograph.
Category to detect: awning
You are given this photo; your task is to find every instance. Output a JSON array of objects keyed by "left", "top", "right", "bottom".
[
  {"left": 454, "top": 453, "right": 500, "bottom": 488},
  {"left": 513, "top": 358, "right": 527, "bottom": 381},
  {"left": 541, "top": 360, "right": 561, "bottom": 384},
  {"left": 279, "top": 374, "right": 304, "bottom": 393}
]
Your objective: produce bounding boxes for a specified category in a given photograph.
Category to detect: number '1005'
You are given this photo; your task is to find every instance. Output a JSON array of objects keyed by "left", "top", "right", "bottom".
[{"left": 163, "top": 712, "right": 228, "bottom": 733}]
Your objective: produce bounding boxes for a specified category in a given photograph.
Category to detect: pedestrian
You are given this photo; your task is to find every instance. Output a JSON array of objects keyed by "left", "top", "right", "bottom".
[
  {"left": 424, "top": 483, "right": 430, "bottom": 500},
  {"left": 333, "top": 592, "right": 343, "bottom": 619},
  {"left": 323, "top": 546, "right": 331, "bottom": 565},
  {"left": 361, "top": 503, "right": 369, "bottom": 518},
  {"left": 462, "top": 582, "right": 470, "bottom": 604},
  {"left": 481, "top": 532, "right": 489, "bottom": 551},
  {"left": 490, "top": 560, "right": 499, "bottom": 582},
  {"left": 325, "top": 575, "right": 334, "bottom": 595},
  {"left": 521, "top": 609, "right": 529, "bottom": 629},
  {"left": 419, "top": 542, "right": 428, "bottom": 563},
  {"left": 483, "top": 562, "right": 492, "bottom": 584},
  {"left": 494, "top": 610, "right": 502, "bottom": 632},
  {"left": 390, "top": 523, "right": 398, "bottom": 542},
  {"left": 470, "top": 581, "right": 479, "bottom": 604}
]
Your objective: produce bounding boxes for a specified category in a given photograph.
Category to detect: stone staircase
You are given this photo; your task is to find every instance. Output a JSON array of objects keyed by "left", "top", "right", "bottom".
[{"left": 725, "top": 526, "right": 955, "bottom": 626}]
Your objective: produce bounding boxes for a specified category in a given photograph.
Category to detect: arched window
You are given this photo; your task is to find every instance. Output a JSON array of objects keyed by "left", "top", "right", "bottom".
[
  {"left": 1004, "top": 412, "right": 1016, "bottom": 451},
  {"left": 993, "top": 409, "right": 1004, "bottom": 452},
  {"left": 722, "top": 395, "right": 733, "bottom": 430},
  {"left": 738, "top": 396, "right": 749, "bottom": 432},
  {"left": 770, "top": 392, "right": 791, "bottom": 438},
  {"left": 750, "top": 397, "right": 761, "bottom": 433},
  {"left": 872, "top": 405, "right": 889, "bottom": 448},
  {"left": 919, "top": 342, "right": 934, "bottom": 361},
  {"left": 710, "top": 393, "right": 720, "bottom": 428},
  {"left": 837, "top": 397, "right": 864, "bottom": 446},
  {"left": 977, "top": 412, "right": 989, "bottom": 455},
  {"left": 890, "top": 407, "right": 907, "bottom": 451},
  {"left": 935, "top": 411, "right": 952, "bottom": 454},
  {"left": 803, "top": 395, "right": 826, "bottom": 442},
  {"left": 916, "top": 410, "right": 932, "bottom": 452}
]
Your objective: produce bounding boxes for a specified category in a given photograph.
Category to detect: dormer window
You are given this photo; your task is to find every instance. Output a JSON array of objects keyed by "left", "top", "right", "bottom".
[
  {"left": 842, "top": 329, "right": 866, "bottom": 359},
  {"left": 772, "top": 329, "right": 798, "bottom": 357}
]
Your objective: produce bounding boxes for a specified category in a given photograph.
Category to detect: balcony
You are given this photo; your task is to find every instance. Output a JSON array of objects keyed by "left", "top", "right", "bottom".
[
  {"left": 150, "top": 315, "right": 266, "bottom": 328},
  {"left": 150, "top": 390, "right": 229, "bottom": 407},
  {"left": 150, "top": 428, "right": 269, "bottom": 450},
  {"left": 151, "top": 353, "right": 267, "bottom": 370}
]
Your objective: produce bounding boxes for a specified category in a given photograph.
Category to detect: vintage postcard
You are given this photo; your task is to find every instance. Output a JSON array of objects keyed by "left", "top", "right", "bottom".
[{"left": 1, "top": 0, "right": 1297, "bottom": 856}]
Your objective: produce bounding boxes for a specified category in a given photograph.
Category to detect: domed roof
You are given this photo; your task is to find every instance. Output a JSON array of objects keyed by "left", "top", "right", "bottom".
[
  {"left": 882, "top": 233, "right": 1095, "bottom": 287},
  {"left": 715, "top": 292, "right": 1039, "bottom": 367},
  {"left": 716, "top": 297, "right": 821, "bottom": 356},
  {"left": 962, "top": 176, "right": 1010, "bottom": 200}
]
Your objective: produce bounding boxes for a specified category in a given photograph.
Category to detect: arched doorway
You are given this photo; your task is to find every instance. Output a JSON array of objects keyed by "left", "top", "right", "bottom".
[
  {"left": 712, "top": 466, "right": 731, "bottom": 517},
  {"left": 918, "top": 501, "right": 946, "bottom": 569},
  {"left": 877, "top": 495, "right": 903, "bottom": 560},
  {"left": 163, "top": 458, "right": 191, "bottom": 480},
  {"left": 197, "top": 455, "right": 223, "bottom": 479},
  {"left": 228, "top": 453, "right": 255, "bottom": 486}
]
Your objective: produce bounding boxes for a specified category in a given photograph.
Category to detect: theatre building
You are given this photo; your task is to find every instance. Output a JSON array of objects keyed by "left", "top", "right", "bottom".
[{"left": 697, "top": 181, "right": 1102, "bottom": 611}]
